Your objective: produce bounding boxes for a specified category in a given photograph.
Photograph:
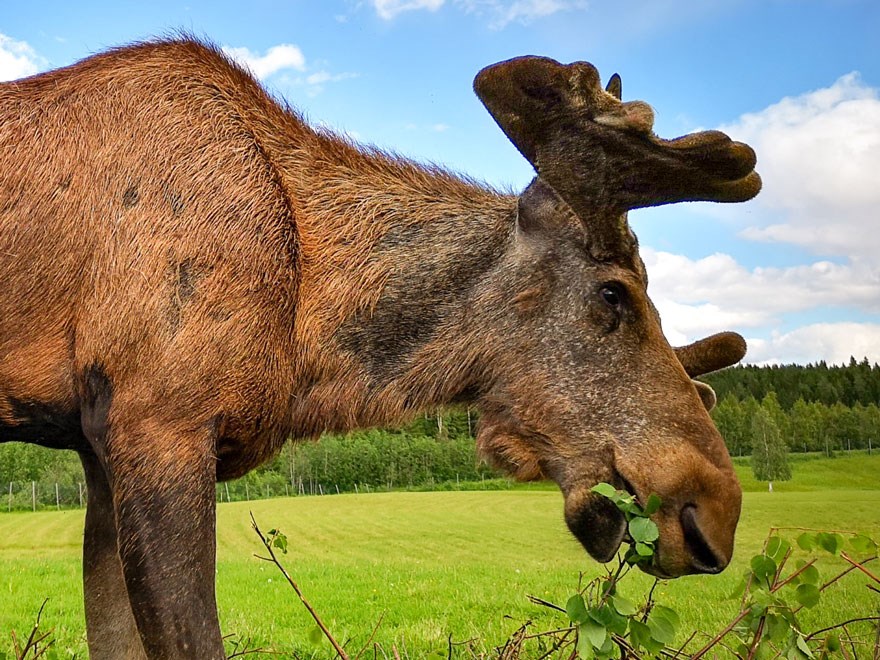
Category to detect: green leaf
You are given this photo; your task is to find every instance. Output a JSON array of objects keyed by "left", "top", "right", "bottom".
[
  {"left": 796, "top": 633, "right": 814, "bottom": 657},
  {"left": 567, "top": 594, "right": 589, "bottom": 625},
  {"left": 651, "top": 605, "right": 680, "bottom": 628},
  {"left": 272, "top": 531, "right": 289, "bottom": 554},
  {"left": 751, "top": 554, "right": 777, "bottom": 580},
  {"left": 849, "top": 534, "right": 877, "bottom": 554},
  {"left": 767, "top": 537, "right": 791, "bottom": 562},
  {"left": 629, "top": 517, "right": 659, "bottom": 543},
  {"left": 824, "top": 632, "right": 840, "bottom": 652},
  {"left": 590, "top": 604, "right": 627, "bottom": 636},
  {"left": 629, "top": 620, "right": 665, "bottom": 655},
  {"left": 795, "top": 583, "right": 820, "bottom": 608},
  {"left": 611, "top": 594, "right": 638, "bottom": 617},
  {"left": 799, "top": 564, "right": 820, "bottom": 586},
  {"left": 635, "top": 542, "right": 654, "bottom": 557},
  {"left": 642, "top": 493, "right": 662, "bottom": 515},
  {"left": 425, "top": 653, "right": 446, "bottom": 660},
  {"left": 576, "top": 629, "right": 595, "bottom": 660},
  {"left": 816, "top": 532, "right": 844, "bottom": 556},
  {"left": 308, "top": 625, "right": 323, "bottom": 646},
  {"left": 591, "top": 483, "right": 618, "bottom": 500},
  {"left": 797, "top": 533, "right": 816, "bottom": 551},
  {"left": 579, "top": 619, "right": 608, "bottom": 651},
  {"left": 647, "top": 611, "right": 676, "bottom": 644},
  {"left": 765, "top": 613, "right": 789, "bottom": 642}
]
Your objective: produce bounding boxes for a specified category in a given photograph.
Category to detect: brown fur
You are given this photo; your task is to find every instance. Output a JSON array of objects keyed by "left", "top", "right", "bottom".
[{"left": 0, "top": 39, "right": 757, "bottom": 659}]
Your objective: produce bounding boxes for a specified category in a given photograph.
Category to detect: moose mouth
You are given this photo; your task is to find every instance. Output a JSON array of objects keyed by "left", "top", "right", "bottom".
[{"left": 564, "top": 470, "right": 635, "bottom": 564}]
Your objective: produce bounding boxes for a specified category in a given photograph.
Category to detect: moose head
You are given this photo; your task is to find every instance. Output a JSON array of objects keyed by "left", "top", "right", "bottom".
[{"left": 469, "top": 56, "right": 759, "bottom": 577}]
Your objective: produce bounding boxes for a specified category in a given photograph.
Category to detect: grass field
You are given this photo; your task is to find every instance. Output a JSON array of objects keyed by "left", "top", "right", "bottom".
[{"left": 1, "top": 453, "right": 878, "bottom": 658}]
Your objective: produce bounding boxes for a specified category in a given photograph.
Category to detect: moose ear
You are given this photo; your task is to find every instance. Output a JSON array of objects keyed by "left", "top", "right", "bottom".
[
  {"left": 516, "top": 178, "right": 564, "bottom": 235},
  {"left": 605, "top": 72, "right": 621, "bottom": 100}
]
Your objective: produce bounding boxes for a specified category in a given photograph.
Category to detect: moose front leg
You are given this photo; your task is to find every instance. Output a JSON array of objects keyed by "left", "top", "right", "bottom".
[
  {"left": 80, "top": 450, "right": 147, "bottom": 659},
  {"left": 103, "top": 418, "right": 224, "bottom": 660}
]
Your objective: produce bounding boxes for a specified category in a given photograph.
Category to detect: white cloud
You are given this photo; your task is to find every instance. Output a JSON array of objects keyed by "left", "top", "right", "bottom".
[
  {"left": 372, "top": 0, "right": 445, "bottom": 20},
  {"left": 456, "top": 0, "right": 586, "bottom": 29},
  {"left": 642, "top": 248, "right": 880, "bottom": 363},
  {"left": 369, "top": 0, "right": 584, "bottom": 27},
  {"left": 720, "top": 73, "right": 880, "bottom": 263},
  {"left": 222, "top": 44, "right": 306, "bottom": 80},
  {"left": 305, "top": 70, "right": 358, "bottom": 86},
  {"left": 745, "top": 324, "right": 880, "bottom": 366},
  {"left": 0, "top": 33, "right": 46, "bottom": 82}
]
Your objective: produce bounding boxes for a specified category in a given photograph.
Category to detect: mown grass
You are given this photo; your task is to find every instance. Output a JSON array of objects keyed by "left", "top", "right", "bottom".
[{"left": 0, "top": 453, "right": 878, "bottom": 658}]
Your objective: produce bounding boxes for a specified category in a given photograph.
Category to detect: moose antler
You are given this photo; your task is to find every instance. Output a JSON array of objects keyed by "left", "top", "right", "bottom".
[
  {"left": 474, "top": 57, "right": 761, "bottom": 257},
  {"left": 675, "top": 332, "right": 747, "bottom": 378}
]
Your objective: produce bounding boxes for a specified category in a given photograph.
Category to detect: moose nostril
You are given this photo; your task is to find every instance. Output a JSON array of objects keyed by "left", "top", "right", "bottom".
[{"left": 680, "top": 504, "right": 725, "bottom": 574}]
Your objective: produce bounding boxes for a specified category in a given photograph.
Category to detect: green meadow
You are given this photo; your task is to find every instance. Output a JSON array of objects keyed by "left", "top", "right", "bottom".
[{"left": 1, "top": 453, "right": 878, "bottom": 658}]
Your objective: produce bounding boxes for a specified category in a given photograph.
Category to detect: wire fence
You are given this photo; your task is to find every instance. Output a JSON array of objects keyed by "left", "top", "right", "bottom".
[{"left": 3, "top": 473, "right": 513, "bottom": 512}]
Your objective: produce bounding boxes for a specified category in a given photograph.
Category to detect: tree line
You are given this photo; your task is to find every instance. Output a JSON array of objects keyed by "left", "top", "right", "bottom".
[{"left": 1, "top": 358, "right": 877, "bottom": 509}]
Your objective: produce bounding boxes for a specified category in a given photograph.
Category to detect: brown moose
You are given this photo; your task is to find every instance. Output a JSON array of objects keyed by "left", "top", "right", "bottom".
[{"left": 0, "top": 38, "right": 759, "bottom": 659}]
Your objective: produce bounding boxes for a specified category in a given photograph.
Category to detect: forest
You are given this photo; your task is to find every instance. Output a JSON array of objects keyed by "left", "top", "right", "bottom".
[{"left": 1, "top": 358, "right": 878, "bottom": 509}]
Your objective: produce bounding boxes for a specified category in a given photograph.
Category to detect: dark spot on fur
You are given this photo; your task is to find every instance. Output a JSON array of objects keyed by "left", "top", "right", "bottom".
[
  {"left": 122, "top": 185, "right": 139, "bottom": 208},
  {"left": 53, "top": 175, "right": 73, "bottom": 197},
  {"left": 80, "top": 363, "right": 113, "bottom": 445},
  {"left": 0, "top": 398, "right": 84, "bottom": 450},
  {"left": 168, "top": 258, "right": 208, "bottom": 332},
  {"left": 176, "top": 259, "right": 197, "bottom": 303},
  {"left": 208, "top": 308, "right": 232, "bottom": 322},
  {"left": 163, "top": 188, "right": 185, "bottom": 216}
]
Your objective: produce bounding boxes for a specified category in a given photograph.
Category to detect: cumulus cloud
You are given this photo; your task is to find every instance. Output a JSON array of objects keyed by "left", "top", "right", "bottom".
[
  {"left": 640, "top": 74, "right": 880, "bottom": 365},
  {"left": 372, "top": 0, "right": 445, "bottom": 20},
  {"left": 746, "top": 324, "right": 880, "bottom": 366},
  {"left": 222, "top": 44, "right": 306, "bottom": 80},
  {"left": 642, "top": 248, "right": 880, "bottom": 364},
  {"left": 0, "top": 33, "right": 46, "bottom": 82},
  {"left": 720, "top": 73, "right": 880, "bottom": 263}
]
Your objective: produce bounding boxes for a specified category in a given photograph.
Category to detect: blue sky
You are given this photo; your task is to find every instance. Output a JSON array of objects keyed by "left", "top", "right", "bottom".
[{"left": 2, "top": 0, "right": 878, "bottom": 365}]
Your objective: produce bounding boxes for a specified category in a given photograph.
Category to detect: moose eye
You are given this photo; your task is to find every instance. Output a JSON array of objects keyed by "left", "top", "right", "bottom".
[{"left": 599, "top": 285, "right": 622, "bottom": 309}]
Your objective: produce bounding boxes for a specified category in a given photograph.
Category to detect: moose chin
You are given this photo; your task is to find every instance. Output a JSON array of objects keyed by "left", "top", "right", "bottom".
[{"left": 0, "top": 38, "right": 758, "bottom": 659}]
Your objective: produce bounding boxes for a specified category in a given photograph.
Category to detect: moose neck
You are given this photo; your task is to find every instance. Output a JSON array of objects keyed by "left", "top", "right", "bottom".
[{"left": 281, "top": 128, "right": 515, "bottom": 438}]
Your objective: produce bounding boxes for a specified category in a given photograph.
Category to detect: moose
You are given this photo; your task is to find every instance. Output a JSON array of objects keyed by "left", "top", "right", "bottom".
[{"left": 0, "top": 38, "right": 758, "bottom": 658}]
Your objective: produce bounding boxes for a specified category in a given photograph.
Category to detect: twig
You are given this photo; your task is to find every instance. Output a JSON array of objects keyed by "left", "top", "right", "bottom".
[
  {"left": 805, "top": 616, "right": 880, "bottom": 641},
  {"left": 354, "top": 612, "right": 385, "bottom": 660},
  {"left": 12, "top": 598, "right": 54, "bottom": 660},
  {"left": 526, "top": 595, "right": 567, "bottom": 614},
  {"left": 841, "top": 552, "right": 880, "bottom": 584},
  {"left": 250, "top": 513, "right": 350, "bottom": 660}
]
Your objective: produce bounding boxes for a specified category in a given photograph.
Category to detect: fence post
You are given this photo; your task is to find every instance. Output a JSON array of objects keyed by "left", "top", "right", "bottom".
[
  {"left": 225, "top": 483, "right": 231, "bottom": 503},
  {"left": 55, "top": 483, "right": 60, "bottom": 510},
  {"left": 78, "top": 482, "right": 84, "bottom": 508},
  {"left": 32, "top": 481, "right": 36, "bottom": 512},
  {"left": 245, "top": 482, "right": 249, "bottom": 501},
  {"left": 7, "top": 482, "right": 12, "bottom": 512}
]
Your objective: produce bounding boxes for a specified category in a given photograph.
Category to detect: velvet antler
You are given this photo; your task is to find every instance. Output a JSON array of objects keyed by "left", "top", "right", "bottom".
[
  {"left": 675, "top": 332, "right": 747, "bottom": 378},
  {"left": 474, "top": 57, "right": 761, "bottom": 257}
]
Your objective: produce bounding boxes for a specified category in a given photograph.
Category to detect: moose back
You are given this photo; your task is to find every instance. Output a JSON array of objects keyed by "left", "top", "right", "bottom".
[{"left": 0, "top": 39, "right": 758, "bottom": 658}]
